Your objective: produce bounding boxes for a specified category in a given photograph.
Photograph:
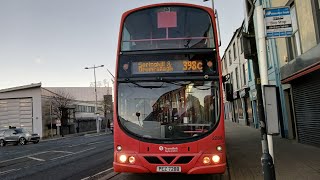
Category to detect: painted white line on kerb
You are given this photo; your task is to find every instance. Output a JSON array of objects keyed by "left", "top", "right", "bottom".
[
  {"left": 50, "top": 147, "right": 96, "bottom": 161},
  {"left": 0, "top": 168, "right": 21, "bottom": 175},
  {"left": 28, "top": 156, "right": 45, "bottom": 162},
  {"left": 85, "top": 133, "right": 106, "bottom": 137},
  {"left": 81, "top": 167, "right": 113, "bottom": 180}
]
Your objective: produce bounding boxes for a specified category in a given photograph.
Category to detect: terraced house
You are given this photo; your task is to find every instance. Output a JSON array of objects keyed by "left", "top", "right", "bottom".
[{"left": 225, "top": 0, "right": 320, "bottom": 147}]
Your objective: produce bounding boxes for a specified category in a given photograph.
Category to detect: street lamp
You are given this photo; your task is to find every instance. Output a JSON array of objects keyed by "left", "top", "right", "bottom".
[
  {"left": 85, "top": 64, "right": 104, "bottom": 133},
  {"left": 203, "top": 0, "right": 215, "bottom": 10}
]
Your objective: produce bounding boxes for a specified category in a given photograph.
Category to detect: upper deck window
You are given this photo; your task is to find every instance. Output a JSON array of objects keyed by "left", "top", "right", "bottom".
[{"left": 121, "top": 6, "right": 215, "bottom": 51}]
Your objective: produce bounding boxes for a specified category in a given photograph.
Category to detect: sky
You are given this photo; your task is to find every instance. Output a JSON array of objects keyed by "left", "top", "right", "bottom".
[{"left": 0, "top": 0, "right": 244, "bottom": 89}]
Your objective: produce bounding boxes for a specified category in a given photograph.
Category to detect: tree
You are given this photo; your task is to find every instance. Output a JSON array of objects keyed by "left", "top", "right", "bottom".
[
  {"left": 49, "top": 90, "right": 75, "bottom": 136},
  {"left": 101, "top": 95, "right": 113, "bottom": 120}
]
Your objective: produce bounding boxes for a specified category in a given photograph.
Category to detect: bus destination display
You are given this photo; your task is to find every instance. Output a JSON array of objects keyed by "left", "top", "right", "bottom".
[{"left": 132, "top": 60, "right": 203, "bottom": 74}]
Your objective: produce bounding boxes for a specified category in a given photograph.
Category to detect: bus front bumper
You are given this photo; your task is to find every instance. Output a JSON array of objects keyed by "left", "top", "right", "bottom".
[
  {"left": 113, "top": 162, "right": 226, "bottom": 174},
  {"left": 113, "top": 162, "right": 150, "bottom": 173}
]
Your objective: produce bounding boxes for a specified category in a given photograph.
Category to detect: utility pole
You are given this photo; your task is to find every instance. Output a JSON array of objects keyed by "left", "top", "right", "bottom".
[
  {"left": 203, "top": 0, "right": 214, "bottom": 10},
  {"left": 85, "top": 64, "right": 104, "bottom": 133},
  {"left": 50, "top": 102, "right": 53, "bottom": 138},
  {"left": 256, "top": 5, "right": 275, "bottom": 159},
  {"left": 242, "top": 4, "right": 276, "bottom": 180}
]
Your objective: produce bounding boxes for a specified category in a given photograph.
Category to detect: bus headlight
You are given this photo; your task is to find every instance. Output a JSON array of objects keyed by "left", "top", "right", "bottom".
[
  {"left": 216, "top": 146, "right": 223, "bottom": 152},
  {"left": 128, "top": 156, "right": 135, "bottom": 164},
  {"left": 203, "top": 156, "right": 211, "bottom": 165},
  {"left": 212, "top": 155, "right": 220, "bottom": 164},
  {"left": 119, "top": 155, "right": 127, "bottom": 163},
  {"left": 116, "top": 145, "right": 122, "bottom": 151}
]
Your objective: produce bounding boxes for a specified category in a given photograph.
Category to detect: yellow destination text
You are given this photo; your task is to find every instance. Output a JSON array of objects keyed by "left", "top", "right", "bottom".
[{"left": 138, "top": 61, "right": 173, "bottom": 73}]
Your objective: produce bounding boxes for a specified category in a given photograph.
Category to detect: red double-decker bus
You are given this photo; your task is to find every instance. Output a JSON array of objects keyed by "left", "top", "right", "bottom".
[{"left": 113, "top": 3, "right": 225, "bottom": 175}]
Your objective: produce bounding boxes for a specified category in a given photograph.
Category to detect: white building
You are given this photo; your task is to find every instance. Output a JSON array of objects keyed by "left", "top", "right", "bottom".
[
  {"left": 0, "top": 83, "right": 112, "bottom": 138},
  {"left": 221, "top": 23, "right": 253, "bottom": 127}
]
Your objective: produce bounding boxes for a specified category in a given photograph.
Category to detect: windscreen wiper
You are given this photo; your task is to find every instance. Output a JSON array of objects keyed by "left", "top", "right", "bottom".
[{"left": 125, "top": 79, "right": 165, "bottom": 89}]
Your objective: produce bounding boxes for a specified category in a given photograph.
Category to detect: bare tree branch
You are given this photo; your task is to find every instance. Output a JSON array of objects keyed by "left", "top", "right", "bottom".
[{"left": 49, "top": 90, "right": 75, "bottom": 124}]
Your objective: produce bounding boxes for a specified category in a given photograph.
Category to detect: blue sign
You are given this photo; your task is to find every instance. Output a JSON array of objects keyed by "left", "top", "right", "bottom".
[{"left": 265, "top": 7, "right": 293, "bottom": 39}]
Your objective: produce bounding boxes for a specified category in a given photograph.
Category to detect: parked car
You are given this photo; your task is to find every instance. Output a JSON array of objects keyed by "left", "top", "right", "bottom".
[{"left": 0, "top": 128, "right": 40, "bottom": 147}]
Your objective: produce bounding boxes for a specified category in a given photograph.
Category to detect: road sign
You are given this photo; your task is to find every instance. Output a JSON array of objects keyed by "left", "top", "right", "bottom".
[
  {"left": 56, "top": 119, "right": 61, "bottom": 127},
  {"left": 265, "top": 6, "right": 292, "bottom": 38}
]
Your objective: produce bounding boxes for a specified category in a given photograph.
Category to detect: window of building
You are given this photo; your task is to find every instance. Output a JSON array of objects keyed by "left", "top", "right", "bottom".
[
  {"left": 248, "top": 62, "right": 252, "bottom": 82},
  {"left": 237, "top": 99, "right": 244, "bottom": 119},
  {"left": 224, "top": 57, "right": 228, "bottom": 70},
  {"left": 229, "top": 50, "right": 232, "bottom": 65},
  {"left": 242, "top": 63, "right": 247, "bottom": 85},
  {"left": 230, "top": 72, "right": 234, "bottom": 89},
  {"left": 221, "top": 60, "right": 224, "bottom": 72},
  {"left": 287, "top": 3, "right": 302, "bottom": 60},
  {"left": 89, "top": 106, "right": 95, "bottom": 113},
  {"left": 312, "top": 0, "right": 320, "bottom": 43},
  {"left": 235, "top": 67, "right": 239, "bottom": 89},
  {"left": 240, "top": 36, "right": 244, "bottom": 54},
  {"left": 233, "top": 43, "right": 237, "bottom": 60}
]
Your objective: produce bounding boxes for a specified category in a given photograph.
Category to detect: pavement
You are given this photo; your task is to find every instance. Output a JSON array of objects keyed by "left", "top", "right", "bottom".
[
  {"left": 225, "top": 120, "right": 320, "bottom": 180},
  {"left": 35, "top": 121, "right": 320, "bottom": 179}
]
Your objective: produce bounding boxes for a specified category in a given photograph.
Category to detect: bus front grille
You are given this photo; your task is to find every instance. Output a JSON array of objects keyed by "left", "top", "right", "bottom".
[
  {"left": 143, "top": 156, "right": 195, "bottom": 164},
  {"left": 161, "top": 156, "right": 175, "bottom": 164},
  {"left": 143, "top": 156, "right": 164, "bottom": 164}
]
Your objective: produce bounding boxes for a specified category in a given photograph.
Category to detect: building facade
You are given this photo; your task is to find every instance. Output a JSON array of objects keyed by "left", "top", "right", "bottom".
[
  {"left": 243, "top": 0, "right": 320, "bottom": 147},
  {"left": 221, "top": 23, "right": 258, "bottom": 128},
  {"left": 271, "top": 0, "right": 320, "bottom": 147},
  {"left": 0, "top": 83, "right": 112, "bottom": 138}
]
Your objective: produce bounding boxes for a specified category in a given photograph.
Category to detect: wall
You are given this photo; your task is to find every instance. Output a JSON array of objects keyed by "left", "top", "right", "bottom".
[
  {"left": 273, "top": 0, "right": 318, "bottom": 69},
  {"left": 0, "top": 87, "right": 43, "bottom": 137},
  {"left": 296, "top": 0, "right": 317, "bottom": 53}
]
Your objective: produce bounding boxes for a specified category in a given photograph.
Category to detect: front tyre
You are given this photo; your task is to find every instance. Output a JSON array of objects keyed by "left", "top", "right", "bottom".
[
  {"left": 0, "top": 139, "right": 6, "bottom": 147},
  {"left": 19, "top": 137, "right": 27, "bottom": 145},
  {"left": 33, "top": 140, "right": 39, "bottom": 144}
]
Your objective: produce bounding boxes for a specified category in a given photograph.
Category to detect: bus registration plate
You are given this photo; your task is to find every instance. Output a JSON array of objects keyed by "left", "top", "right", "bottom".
[{"left": 156, "top": 166, "right": 181, "bottom": 172}]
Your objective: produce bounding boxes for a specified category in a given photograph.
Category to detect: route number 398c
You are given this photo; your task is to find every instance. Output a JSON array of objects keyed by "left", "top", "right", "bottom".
[{"left": 183, "top": 61, "right": 203, "bottom": 71}]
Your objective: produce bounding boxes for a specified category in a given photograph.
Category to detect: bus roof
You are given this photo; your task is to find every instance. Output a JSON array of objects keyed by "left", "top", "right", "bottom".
[{"left": 121, "top": 3, "right": 213, "bottom": 20}]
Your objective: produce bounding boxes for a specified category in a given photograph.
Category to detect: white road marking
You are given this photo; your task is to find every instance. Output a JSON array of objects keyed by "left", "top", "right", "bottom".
[
  {"left": 81, "top": 167, "right": 113, "bottom": 180},
  {"left": 27, "top": 156, "right": 45, "bottom": 162},
  {"left": 50, "top": 147, "right": 96, "bottom": 161},
  {"left": 84, "top": 133, "right": 106, "bottom": 137},
  {"left": 0, "top": 151, "right": 49, "bottom": 164},
  {"left": 0, "top": 150, "right": 74, "bottom": 165},
  {"left": 0, "top": 168, "right": 21, "bottom": 175},
  {"left": 87, "top": 141, "right": 104, "bottom": 145},
  {"left": 68, "top": 142, "right": 88, "bottom": 147},
  {"left": 51, "top": 150, "right": 74, "bottom": 154}
]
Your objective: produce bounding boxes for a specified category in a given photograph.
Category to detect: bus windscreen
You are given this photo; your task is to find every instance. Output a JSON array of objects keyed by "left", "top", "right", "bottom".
[{"left": 121, "top": 6, "right": 215, "bottom": 51}]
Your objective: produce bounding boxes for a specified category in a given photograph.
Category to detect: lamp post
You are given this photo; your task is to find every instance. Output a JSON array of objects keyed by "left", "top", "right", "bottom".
[
  {"left": 203, "top": 0, "right": 214, "bottom": 10},
  {"left": 85, "top": 64, "right": 104, "bottom": 133}
]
